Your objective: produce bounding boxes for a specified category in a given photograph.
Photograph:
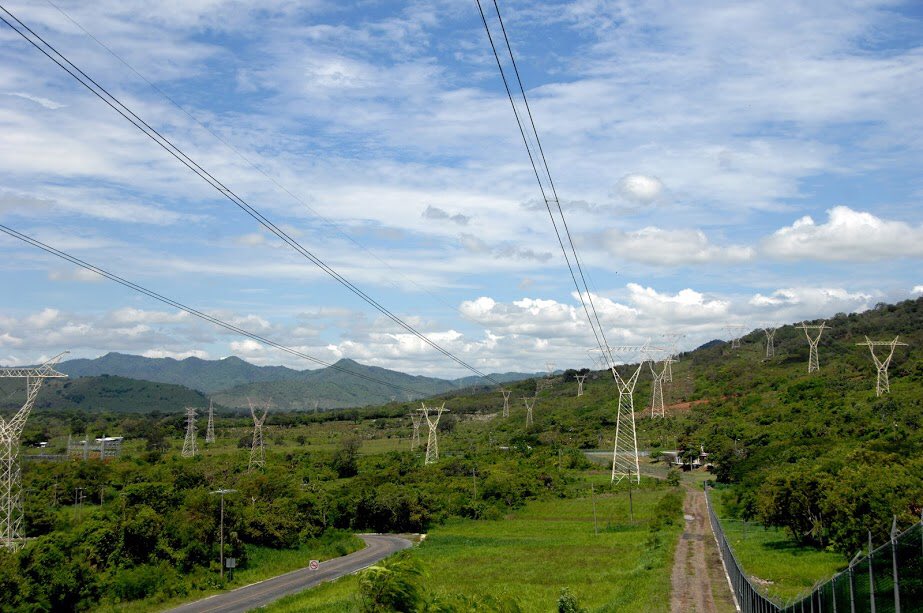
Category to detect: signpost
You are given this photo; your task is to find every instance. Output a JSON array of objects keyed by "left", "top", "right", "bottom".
[
  {"left": 225, "top": 557, "right": 236, "bottom": 580},
  {"left": 309, "top": 559, "right": 319, "bottom": 571}
]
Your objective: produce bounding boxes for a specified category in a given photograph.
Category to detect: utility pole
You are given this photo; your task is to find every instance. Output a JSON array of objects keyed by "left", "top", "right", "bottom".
[
  {"left": 0, "top": 352, "right": 68, "bottom": 549},
  {"left": 410, "top": 410, "right": 422, "bottom": 451},
  {"left": 501, "top": 390, "right": 511, "bottom": 417},
  {"left": 210, "top": 488, "right": 237, "bottom": 581},
  {"left": 659, "top": 333, "right": 685, "bottom": 382}
]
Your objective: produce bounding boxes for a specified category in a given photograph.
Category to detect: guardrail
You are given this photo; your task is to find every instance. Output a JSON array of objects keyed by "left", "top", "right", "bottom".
[{"left": 704, "top": 483, "right": 921, "bottom": 613}]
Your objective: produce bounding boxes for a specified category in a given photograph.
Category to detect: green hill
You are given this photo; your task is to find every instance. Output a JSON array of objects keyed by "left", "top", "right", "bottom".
[{"left": 0, "top": 374, "right": 208, "bottom": 414}]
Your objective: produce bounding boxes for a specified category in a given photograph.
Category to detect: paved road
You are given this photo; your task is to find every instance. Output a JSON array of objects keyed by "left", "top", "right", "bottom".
[{"left": 164, "top": 534, "right": 413, "bottom": 613}]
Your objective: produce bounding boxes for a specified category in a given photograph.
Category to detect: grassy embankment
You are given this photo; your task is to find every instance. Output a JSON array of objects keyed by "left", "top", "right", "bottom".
[
  {"left": 266, "top": 479, "right": 683, "bottom": 612},
  {"left": 710, "top": 488, "right": 844, "bottom": 603}
]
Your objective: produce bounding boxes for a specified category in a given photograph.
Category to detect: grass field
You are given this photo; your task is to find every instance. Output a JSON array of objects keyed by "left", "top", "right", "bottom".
[
  {"left": 711, "top": 490, "right": 845, "bottom": 603},
  {"left": 266, "top": 479, "right": 683, "bottom": 612}
]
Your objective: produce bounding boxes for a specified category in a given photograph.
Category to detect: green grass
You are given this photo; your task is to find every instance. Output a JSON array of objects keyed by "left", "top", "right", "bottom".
[
  {"left": 94, "top": 532, "right": 364, "bottom": 613},
  {"left": 711, "top": 490, "right": 845, "bottom": 603},
  {"left": 266, "top": 481, "right": 683, "bottom": 612}
]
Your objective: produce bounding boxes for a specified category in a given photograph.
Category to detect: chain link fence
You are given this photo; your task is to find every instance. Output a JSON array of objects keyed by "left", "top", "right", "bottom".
[{"left": 704, "top": 484, "right": 923, "bottom": 613}]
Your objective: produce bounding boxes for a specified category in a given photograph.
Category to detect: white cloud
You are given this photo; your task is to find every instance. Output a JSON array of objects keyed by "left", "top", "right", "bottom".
[
  {"left": 614, "top": 174, "right": 664, "bottom": 204},
  {"left": 4, "top": 92, "right": 66, "bottom": 110},
  {"left": 229, "top": 339, "right": 264, "bottom": 355},
  {"left": 749, "top": 287, "right": 876, "bottom": 322},
  {"left": 913, "top": 285, "right": 923, "bottom": 295},
  {"left": 141, "top": 348, "right": 209, "bottom": 360},
  {"left": 48, "top": 268, "right": 103, "bottom": 283},
  {"left": 26, "top": 308, "right": 60, "bottom": 328},
  {"left": 110, "top": 308, "right": 189, "bottom": 325},
  {"left": 600, "top": 227, "right": 753, "bottom": 266},
  {"left": 763, "top": 207, "right": 923, "bottom": 261}
]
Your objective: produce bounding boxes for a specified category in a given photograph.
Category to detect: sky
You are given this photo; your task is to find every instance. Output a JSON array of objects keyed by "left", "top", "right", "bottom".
[{"left": 0, "top": 0, "right": 921, "bottom": 379}]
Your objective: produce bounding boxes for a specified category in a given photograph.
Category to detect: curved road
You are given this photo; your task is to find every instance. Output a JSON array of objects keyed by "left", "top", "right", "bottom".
[{"left": 164, "top": 534, "right": 413, "bottom": 613}]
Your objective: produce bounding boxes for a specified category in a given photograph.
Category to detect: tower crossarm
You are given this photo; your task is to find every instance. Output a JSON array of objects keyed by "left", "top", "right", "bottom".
[{"left": 0, "top": 351, "right": 69, "bottom": 379}]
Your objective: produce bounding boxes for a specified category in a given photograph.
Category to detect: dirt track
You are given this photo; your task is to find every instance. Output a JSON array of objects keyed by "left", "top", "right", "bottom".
[{"left": 670, "top": 485, "right": 737, "bottom": 613}]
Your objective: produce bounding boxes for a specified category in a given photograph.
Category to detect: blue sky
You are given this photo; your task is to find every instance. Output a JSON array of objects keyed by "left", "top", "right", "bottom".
[{"left": 0, "top": 0, "right": 921, "bottom": 377}]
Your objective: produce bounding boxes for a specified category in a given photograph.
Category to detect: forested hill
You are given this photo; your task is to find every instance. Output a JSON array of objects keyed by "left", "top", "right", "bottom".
[
  {"left": 656, "top": 297, "right": 922, "bottom": 556},
  {"left": 0, "top": 375, "right": 208, "bottom": 414}
]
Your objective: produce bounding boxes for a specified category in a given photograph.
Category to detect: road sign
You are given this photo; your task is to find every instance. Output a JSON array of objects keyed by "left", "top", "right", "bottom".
[
  {"left": 309, "top": 559, "right": 319, "bottom": 570},
  {"left": 225, "top": 557, "right": 236, "bottom": 569}
]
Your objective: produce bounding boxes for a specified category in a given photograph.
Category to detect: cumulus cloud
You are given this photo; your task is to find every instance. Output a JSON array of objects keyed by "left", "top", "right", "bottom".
[
  {"left": 749, "top": 287, "right": 876, "bottom": 321},
  {"left": 614, "top": 174, "right": 665, "bottom": 204},
  {"left": 913, "top": 285, "right": 923, "bottom": 295},
  {"left": 601, "top": 227, "right": 754, "bottom": 266},
  {"left": 763, "top": 207, "right": 923, "bottom": 261}
]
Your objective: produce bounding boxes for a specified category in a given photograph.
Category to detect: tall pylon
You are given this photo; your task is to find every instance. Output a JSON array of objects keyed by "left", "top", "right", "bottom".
[
  {"left": 501, "top": 389, "right": 511, "bottom": 417},
  {"left": 410, "top": 409, "right": 422, "bottom": 450},
  {"left": 659, "top": 333, "right": 685, "bottom": 383},
  {"left": 421, "top": 403, "right": 448, "bottom": 465},
  {"left": 856, "top": 336, "right": 908, "bottom": 396},
  {"left": 522, "top": 396, "right": 536, "bottom": 426},
  {"left": 649, "top": 360, "right": 668, "bottom": 419},
  {"left": 604, "top": 344, "right": 650, "bottom": 485},
  {"left": 576, "top": 375, "right": 587, "bottom": 397},
  {"left": 801, "top": 322, "right": 828, "bottom": 373},
  {"left": 247, "top": 398, "right": 269, "bottom": 471},
  {"left": 182, "top": 407, "right": 198, "bottom": 458},
  {"left": 205, "top": 400, "right": 215, "bottom": 444},
  {"left": 762, "top": 326, "right": 777, "bottom": 359},
  {"left": 725, "top": 324, "right": 747, "bottom": 349},
  {"left": 0, "top": 352, "right": 67, "bottom": 549}
]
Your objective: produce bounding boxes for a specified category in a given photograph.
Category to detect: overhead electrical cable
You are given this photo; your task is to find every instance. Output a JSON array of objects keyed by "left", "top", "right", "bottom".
[
  {"left": 475, "top": 0, "right": 614, "bottom": 368},
  {"left": 0, "top": 4, "right": 500, "bottom": 386},
  {"left": 0, "top": 223, "right": 439, "bottom": 399},
  {"left": 41, "top": 0, "right": 472, "bottom": 322}
]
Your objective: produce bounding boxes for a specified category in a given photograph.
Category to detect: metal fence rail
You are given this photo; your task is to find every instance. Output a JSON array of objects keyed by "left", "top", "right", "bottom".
[{"left": 704, "top": 484, "right": 922, "bottom": 613}]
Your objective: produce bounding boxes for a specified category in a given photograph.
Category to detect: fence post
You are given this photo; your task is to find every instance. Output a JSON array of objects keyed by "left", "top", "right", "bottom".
[
  {"left": 891, "top": 516, "right": 900, "bottom": 613},
  {"left": 848, "top": 551, "right": 861, "bottom": 613},
  {"left": 832, "top": 575, "right": 837, "bottom": 613},
  {"left": 868, "top": 531, "right": 876, "bottom": 613}
]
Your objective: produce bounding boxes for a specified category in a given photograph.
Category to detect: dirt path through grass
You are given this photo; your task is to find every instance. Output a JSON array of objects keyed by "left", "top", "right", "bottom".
[{"left": 670, "top": 484, "right": 736, "bottom": 613}]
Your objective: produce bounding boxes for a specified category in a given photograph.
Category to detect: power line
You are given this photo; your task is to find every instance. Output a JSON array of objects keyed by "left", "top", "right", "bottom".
[
  {"left": 0, "top": 4, "right": 499, "bottom": 386},
  {"left": 41, "top": 0, "right": 471, "bottom": 321},
  {"left": 0, "top": 223, "right": 437, "bottom": 399},
  {"left": 475, "top": 0, "right": 614, "bottom": 367}
]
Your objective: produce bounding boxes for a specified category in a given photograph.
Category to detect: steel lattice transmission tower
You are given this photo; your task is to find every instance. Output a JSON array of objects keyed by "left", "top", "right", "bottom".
[
  {"left": 762, "top": 326, "right": 777, "bottom": 359},
  {"left": 856, "top": 336, "right": 908, "bottom": 396},
  {"left": 649, "top": 359, "right": 670, "bottom": 419},
  {"left": 801, "top": 322, "right": 828, "bottom": 373},
  {"left": 247, "top": 398, "right": 269, "bottom": 471},
  {"left": 659, "top": 333, "right": 684, "bottom": 383},
  {"left": 575, "top": 375, "right": 587, "bottom": 397},
  {"left": 501, "top": 390, "right": 511, "bottom": 417},
  {"left": 601, "top": 344, "right": 650, "bottom": 485},
  {"left": 725, "top": 324, "right": 747, "bottom": 349},
  {"left": 205, "top": 400, "right": 215, "bottom": 444},
  {"left": 0, "top": 352, "right": 67, "bottom": 549},
  {"left": 522, "top": 396, "right": 536, "bottom": 426},
  {"left": 182, "top": 407, "right": 198, "bottom": 458},
  {"left": 410, "top": 409, "right": 422, "bottom": 451},
  {"left": 420, "top": 403, "right": 448, "bottom": 465}
]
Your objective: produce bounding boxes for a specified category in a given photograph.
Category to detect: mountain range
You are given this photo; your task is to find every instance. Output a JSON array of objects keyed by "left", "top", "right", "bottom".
[{"left": 53, "top": 353, "right": 540, "bottom": 410}]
